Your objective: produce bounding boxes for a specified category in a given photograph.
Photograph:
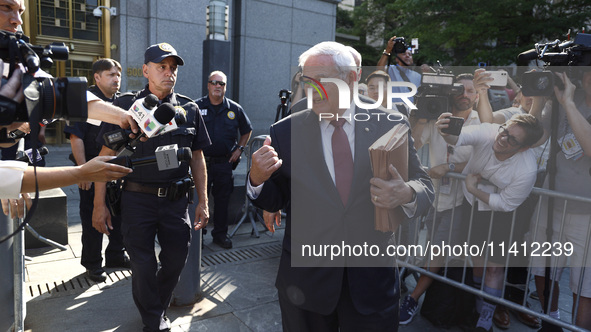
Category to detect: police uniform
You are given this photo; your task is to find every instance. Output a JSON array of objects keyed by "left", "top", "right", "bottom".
[
  {"left": 195, "top": 95, "right": 252, "bottom": 243},
  {"left": 98, "top": 86, "right": 210, "bottom": 332},
  {"left": 63, "top": 85, "right": 126, "bottom": 274}
]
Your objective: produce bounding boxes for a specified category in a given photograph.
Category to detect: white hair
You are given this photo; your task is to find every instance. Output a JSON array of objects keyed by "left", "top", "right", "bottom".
[{"left": 298, "top": 41, "right": 356, "bottom": 80}]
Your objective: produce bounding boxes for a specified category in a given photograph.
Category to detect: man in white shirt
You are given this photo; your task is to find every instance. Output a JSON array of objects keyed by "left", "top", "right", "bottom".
[{"left": 437, "top": 113, "right": 544, "bottom": 332}]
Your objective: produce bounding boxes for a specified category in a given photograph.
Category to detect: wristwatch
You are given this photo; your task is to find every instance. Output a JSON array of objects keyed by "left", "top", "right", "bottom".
[
  {"left": 383, "top": 49, "right": 391, "bottom": 56},
  {"left": 448, "top": 163, "right": 456, "bottom": 172},
  {"left": 238, "top": 145, "right": 245, "bottom": 152}
]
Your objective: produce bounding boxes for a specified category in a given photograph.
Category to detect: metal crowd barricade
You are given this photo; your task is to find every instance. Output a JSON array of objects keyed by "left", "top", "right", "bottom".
[
  {"left": 229, "top": 135, "right": 270, "bottom": 238},
  {"left": 398, "top": 171, "right": 591, "bottom": 332}
]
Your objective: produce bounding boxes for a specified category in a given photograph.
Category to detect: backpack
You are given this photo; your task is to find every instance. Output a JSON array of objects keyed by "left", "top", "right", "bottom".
[{"left": 420, "top": 264, "right": 476, "bottom": 329}]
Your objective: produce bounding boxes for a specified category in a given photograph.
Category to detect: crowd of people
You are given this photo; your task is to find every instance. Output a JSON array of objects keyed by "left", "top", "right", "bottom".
[{"left": 0, "top": 0, "right": 590, "bottom": 330}]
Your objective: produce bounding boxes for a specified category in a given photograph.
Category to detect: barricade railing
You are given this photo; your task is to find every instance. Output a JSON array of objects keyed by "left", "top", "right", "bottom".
[
  {"left": 398, "top": 171, "right": 591, "bottom": 332},
  {"left": 229, "top": 135, "right": 270, "bottom": 238}
]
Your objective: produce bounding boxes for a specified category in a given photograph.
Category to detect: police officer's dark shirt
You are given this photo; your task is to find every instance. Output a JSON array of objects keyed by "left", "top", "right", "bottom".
[
  {"left": 98, "top": 85, "right": 211, "bottom": 186},
  {"left": 195, "top": 96, "right": 252, "bottom": 158},
  {"left": 64, "top": 86, "right": 117, "bottom": 162}
]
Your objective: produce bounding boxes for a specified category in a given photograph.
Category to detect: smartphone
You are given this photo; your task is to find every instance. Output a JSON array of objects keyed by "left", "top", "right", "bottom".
[
  {"left": 487, "top": 70, "right": 508, "bottom": 87},
  {"left": 441, "top": 116, "right": 464, "bottom": 136}
]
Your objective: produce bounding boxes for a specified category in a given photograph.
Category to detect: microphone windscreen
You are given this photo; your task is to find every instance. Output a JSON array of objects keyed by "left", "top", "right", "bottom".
[
  {"left": 143, "top": 94, "right": 160, "bottom": 109},
  {"left": 517, "top": 49, "right": 538, "bottom": 64},
  {"left": 38, "top": 146, "right": 49, "bottom": 156},
  {"left": 153, "top": 103, "right": 176, "bottom": 124}
]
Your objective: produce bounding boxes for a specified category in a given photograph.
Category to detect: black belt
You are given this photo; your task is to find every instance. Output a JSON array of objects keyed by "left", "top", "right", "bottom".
[
  {"left": 124, "top": 181, "right": 169, "bottom": 197},
  {"left": 205, "top": 156, "right": 229, "bottom": 164}
]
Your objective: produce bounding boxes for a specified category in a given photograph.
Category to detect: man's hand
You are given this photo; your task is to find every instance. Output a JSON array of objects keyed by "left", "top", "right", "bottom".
[
  {"left": 92, "top": 203, "right": 112, "bottom": 235},
  {"left": 428, "top": 163, "right": 451, "bottom": 180},
  {"left": 249, "top": 136, "right": 282, "bottom": 186},
  {"left": 1, "top": 193, "right": 32, "bottom": 219},
  {"left": 435, "top": 112, "right": 453, "bottom": 136},
  {"left": 473, "top": 68, "right": 493, "bottom": 93},
  {"left": 78, "top": 181, "right": 92, "bottom": 191},
  {"left": 229, "top": 148, "right": 242, "bottom": 163},
  {"left": 263, "top": 210, "right": 282, "bottom": 233},
  {"left": 0, "top": 60, "right": 24, "bottom": 102},
  {"left": 554, "top": 72, "right": 576, "bottom": 107},
  {"left": 465, "top": 173, "right": 481, "bottom": 194},
  {"left": 194, "top": 202, "right": 209, "bottom": 230},
  {"left": 76, "top": 156, "right": 133, "bottom": 183},
  {"left": 370, "top": 165, "right": 414, "bottom": 209},
  {"left": 385, "top": 36, "right": 397, "bottom": 54}
]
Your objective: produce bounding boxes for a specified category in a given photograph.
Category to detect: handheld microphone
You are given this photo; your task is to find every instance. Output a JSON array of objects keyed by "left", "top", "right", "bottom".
[
  {"left": 109, "top": 145, "right": 191, "bottom": 171},
  {"left": 128, "top": 95, "right": 176, "bottom": 138},
  {"left": 118, "top": 103, "right": 177, "bottom": 157},
  {"left": 16, "top": 146, "right": 49, "bottom": 164},
  {"left": 9, "top": 129, "right": 27, "bottom": 139}
]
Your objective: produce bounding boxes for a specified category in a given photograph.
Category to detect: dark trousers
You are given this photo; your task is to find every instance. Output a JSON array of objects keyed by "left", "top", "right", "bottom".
[
  {"left": 121, "top": 191, "right": 191, "bottom": 332},
  {"left": 79, "top": 186, "right": 125, "bottom": 270},
  {"left": 206, "top": 161, "right": 234, "bottom": 240},
  {"left": 278, "top": 272, "right": 399, "bottom": 332}
]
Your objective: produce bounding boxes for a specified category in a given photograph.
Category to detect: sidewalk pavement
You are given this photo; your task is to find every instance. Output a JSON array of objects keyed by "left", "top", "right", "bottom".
[{"left": 20, "top": 145, "right": 566, "bottom": 331}]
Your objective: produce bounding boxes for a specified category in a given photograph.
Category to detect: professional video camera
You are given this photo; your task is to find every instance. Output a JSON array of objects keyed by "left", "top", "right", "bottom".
[
  {"left": 518, "top": 32, "right": 591, "bottom": 96},
  {"left": 414, "top": 73, "right": 464, "bottom": 119},
  {"left": 0, "top": 31, "right": 88, "bottom": 131}
]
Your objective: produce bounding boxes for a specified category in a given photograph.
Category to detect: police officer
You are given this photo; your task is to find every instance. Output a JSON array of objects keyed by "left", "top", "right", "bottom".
[
  {"left": 93, "top": 43, "right": 210, "bottom": 332},
  {"left": 64, "top": 58, "right": 129, "bottom": 282},
  {"left": 196, "top": 71, "right": 252, "bottom": 249}
]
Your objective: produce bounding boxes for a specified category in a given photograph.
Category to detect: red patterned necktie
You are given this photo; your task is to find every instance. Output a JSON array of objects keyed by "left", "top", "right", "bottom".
[{"left": 331, "top": 119, "right": 354, "bottom": 206}]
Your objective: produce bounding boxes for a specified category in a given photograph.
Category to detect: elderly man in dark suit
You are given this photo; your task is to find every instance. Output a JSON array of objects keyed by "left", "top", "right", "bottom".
[{"left": 247, "top": 41, "right": 433, "bottom": 331}]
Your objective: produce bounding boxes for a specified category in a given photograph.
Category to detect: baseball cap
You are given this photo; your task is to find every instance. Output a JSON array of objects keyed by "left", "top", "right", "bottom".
[{"left": 144, "top": 43, "right": 185, "bottom": 65}]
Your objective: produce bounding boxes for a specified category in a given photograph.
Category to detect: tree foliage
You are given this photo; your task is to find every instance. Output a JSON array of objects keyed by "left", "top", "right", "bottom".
[{"left": 337, "top": 0, "right": 591, "bottom": 66}]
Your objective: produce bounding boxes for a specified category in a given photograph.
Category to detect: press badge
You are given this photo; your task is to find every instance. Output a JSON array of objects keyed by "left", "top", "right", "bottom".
[
  {"left": 200, "top": 108, "right": 207, "bottom": 116},
  {"left": 559, "top": 133, "right": 583, "bottom": 160},
  {"left": 439, "top": 177, "right": 452, "bottom": 195}
]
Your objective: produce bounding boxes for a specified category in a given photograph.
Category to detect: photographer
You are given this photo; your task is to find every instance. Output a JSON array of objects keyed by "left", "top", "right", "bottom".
[
  {"left": 0, "top": 64, "right": 132, "bottom": 217},
  {"left": 530, "top": 70, "right": 591, "bottom": 330},
  {"left": 378, "top": 35, "right": 422, "bottom": 113}
]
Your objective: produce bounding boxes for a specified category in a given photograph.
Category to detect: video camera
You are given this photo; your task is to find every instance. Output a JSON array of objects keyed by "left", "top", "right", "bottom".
[
  {"left": 0, "top": 31, "right": 88, "bottom": 135},
  {"left": 518, "top": 32, "right": 591, "bottom": 96},
  {"left": 414, "top": 73, "right": 464, "bottom": 119}
]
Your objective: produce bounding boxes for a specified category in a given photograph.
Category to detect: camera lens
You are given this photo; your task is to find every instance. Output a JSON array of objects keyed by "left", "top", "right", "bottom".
[{"left": 37, "top": 77, "right": 88, "bottom": 122}]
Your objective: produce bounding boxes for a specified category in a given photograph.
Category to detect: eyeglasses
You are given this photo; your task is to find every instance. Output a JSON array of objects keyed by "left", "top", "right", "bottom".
[
  {"left": 498, "top": 126, "right": 523, "bottom": 147},
  {"left": 208, "top": 80, "right": 226, "bottom": 86}
]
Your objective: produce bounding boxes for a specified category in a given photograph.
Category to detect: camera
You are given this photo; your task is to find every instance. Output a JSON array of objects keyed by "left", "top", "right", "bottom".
[
  {"left": 519, "top": 32, "right": 591, "bottom": 96},
  {"left": 0, "top": 31, "right": 88, "bottom": 128},
  {"left": 392, "top": 37, "right": 409, "bottom": 54},
  {"left": 414, "top": 73, "right": 464, "bottom": 119}
]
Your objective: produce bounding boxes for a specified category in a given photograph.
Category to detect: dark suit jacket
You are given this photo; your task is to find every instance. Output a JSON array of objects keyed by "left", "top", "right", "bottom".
[{"left": 251, "top": 106, "right": 433, "bottom": 315}]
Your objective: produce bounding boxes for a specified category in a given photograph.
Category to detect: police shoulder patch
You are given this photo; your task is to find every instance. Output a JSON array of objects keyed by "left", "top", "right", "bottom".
[{"left": 227, "top": 111, "right": 236, "bottom": 120}]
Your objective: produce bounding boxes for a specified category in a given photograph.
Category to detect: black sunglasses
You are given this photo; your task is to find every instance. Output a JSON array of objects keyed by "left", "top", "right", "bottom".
[
  {"left": 498, "top": 126, "right": 523, "bottom": 147},
  {"left": 208, "top": 80, "right": 226, "bottom": 86}
]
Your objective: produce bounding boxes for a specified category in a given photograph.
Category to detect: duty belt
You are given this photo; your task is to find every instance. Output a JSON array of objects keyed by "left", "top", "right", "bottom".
[
  {"left": 124, "top": 181, "right": 169, "bottom": 197},
  {"left": 205, "top": 156, "right": 229, "bottom": 164}
]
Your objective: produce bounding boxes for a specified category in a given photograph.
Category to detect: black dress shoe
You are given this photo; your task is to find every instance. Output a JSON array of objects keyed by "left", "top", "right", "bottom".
[
  {"left": 86, "top": 268, "right": 107, "bottom": 282},
  {"left": 213, "top": 236, "right": 233, "bottom": 249},
  {"left": 105, "top": 254, "right": 131, "bottom": 268}
]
